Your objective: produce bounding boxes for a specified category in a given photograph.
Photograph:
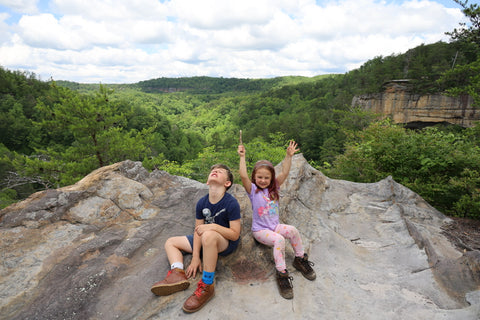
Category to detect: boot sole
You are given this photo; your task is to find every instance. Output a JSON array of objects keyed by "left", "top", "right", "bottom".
[
  {"left": 294, "top": 269, "right": 316, "bottom": 281},
  {"left": 151, "top": 280, "right": 190, "bottom": 296},
  {"left": 279, "top": 291, "right": 294, "bottom": 299},
  {"left": 182, "top": 292, "right": 215, "bottom": 313},
  {"left": 303, "top": 273, "right": 316, "bottom": 281}
]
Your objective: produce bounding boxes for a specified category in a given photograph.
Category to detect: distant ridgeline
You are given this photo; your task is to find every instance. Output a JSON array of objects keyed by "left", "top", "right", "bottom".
[
  {"left": 352, "top": 80, "right": 478, "bottom": 129},
  {"left": 135, "top": 76, "right": 285, "bottom": 94}
]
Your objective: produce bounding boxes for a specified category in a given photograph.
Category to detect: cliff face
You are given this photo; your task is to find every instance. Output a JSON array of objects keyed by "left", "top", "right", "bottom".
[{"left": 352, "top": 81, "right": 478, "bottom": 128}]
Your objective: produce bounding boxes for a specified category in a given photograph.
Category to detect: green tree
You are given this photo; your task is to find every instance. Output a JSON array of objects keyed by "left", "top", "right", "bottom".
[
  {"left": 13, "top": 85, "right": 153, "bottom": 187},
  {"left": 35, "top": 84, "right": 127, "bottom": 167},
  {"left": 0, "top": 100, "right": 33, "bottom": 153},
  {"left": 440, "top": 0, "right": 480, "bottom": 106},
  {"left": 446, "top": 0, "right": 480, "bottom": 47}
]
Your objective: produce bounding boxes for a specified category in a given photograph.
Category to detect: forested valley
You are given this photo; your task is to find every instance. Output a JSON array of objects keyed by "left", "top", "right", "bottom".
[{"left": 1, "top": 1, "right": 480, "bottom": 219}]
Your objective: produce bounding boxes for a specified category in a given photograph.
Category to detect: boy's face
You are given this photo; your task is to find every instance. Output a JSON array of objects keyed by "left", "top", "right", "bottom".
[
  {"left": 254, "top": 167, "right": 272, "bottom": 189},
  {"left": 207, "top": 167, "right": 232, "bottom": 189}
]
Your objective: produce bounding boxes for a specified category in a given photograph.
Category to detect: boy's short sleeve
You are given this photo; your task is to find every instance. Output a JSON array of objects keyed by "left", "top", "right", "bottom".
[
  {"left": 195, "top": 196, "right": 205, "bottom": 220},
  {"left": 227, "top": 194, "right": 241, "bottom": 221}
]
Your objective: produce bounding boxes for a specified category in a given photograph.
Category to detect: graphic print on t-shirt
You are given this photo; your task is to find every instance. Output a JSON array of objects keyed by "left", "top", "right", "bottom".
[
  {"left": 258, "top": 194, "right": 279, "bottom": 217},
  {"left": 203, "top": 208, "right": 226, "bottom": 224}
]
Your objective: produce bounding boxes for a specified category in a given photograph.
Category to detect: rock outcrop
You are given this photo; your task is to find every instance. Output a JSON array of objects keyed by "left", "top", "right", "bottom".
[
  {"left": 1, "top": 156, "right": 479, "bottom": 320},
  {"left": 352, "top": 80, "right": 478, "bottom": 128}
]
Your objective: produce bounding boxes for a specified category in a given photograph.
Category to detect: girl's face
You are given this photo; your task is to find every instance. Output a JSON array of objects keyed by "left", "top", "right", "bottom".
[{"left": 254, "top": 167, "right": 272, "bottom": 189}]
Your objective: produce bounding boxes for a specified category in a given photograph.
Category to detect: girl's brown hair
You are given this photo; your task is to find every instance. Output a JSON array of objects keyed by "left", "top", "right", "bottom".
[{"left": 251, "top": 160, "right": 279, "bottom": 201}]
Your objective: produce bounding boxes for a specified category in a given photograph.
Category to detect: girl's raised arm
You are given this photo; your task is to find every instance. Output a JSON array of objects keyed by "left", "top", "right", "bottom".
[
  {"left": 238, "top": 144, "right": 252, "bottom": 194},
  {"left": 276, "top": 140, "right": 299, "bottom": 186}
]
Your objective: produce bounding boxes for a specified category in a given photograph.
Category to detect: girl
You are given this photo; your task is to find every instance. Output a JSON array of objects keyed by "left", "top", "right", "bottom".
[{"left": 238, "top": 140, "right": 315, "bottom": 300}]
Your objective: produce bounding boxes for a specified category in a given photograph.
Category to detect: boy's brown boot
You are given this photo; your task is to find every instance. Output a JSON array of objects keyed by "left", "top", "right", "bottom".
[
  {"left": 276, "top": 270, "right": 294, "bottom": 299},
  {"left": 150, "top": 268, "right": 190, "bottom": 296},
  {"left": 293, "top": 253, "right": 316, "bottom": 280},
  {"left": 183, "top": 280, "right": 215, "bottom": 313}
]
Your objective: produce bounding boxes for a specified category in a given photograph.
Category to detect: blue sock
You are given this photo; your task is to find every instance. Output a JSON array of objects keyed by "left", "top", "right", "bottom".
[{"left": 202, "top": 271, "right": 215, "bottom": 285}]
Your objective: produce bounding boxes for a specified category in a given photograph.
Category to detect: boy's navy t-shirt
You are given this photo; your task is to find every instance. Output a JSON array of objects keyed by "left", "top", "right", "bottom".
[{"left": 194, "top": 192, "right": 241, "bottom": 255}]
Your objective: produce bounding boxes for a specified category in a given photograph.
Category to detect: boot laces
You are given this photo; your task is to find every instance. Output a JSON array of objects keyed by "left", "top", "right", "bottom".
[
  {"left": 301, "top": 258, "right": 314, "bottom": 273},
  {"left": 194, "top": 281, "right": 208, "bottom": 297}
]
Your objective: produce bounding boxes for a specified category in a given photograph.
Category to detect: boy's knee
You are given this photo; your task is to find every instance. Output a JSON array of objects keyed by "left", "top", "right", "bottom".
[
  {"left": 201, "top": 230, "right": 220, "bottom": 246},
  {"left": 164, "top": 237, "right": 173, "bottom": 249},
  {"left": 164, "top": 236, "right": 180, "bottom": 250}
]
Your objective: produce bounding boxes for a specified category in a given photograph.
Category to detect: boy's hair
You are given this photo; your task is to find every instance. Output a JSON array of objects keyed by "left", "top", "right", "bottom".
[
  {"left": 251, "top": 160, "right": 279, "bottom": 201},
  {"left": 210, "top": 164, "right": 234, "bottom": 191}
]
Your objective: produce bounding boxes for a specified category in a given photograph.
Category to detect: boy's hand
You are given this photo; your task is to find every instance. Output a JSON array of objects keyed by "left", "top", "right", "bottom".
[
  {"left": 186, "top": 256, "right": 202, "bottom": 279},
  {"left": 195, "top": 223, "right": 216, "bottom": 236},
  {"left": 286, "top": 140, "right": 299, "bottom": 157},
  {"left": 238, "top": 144, "right": 246, "bottom": 157}
]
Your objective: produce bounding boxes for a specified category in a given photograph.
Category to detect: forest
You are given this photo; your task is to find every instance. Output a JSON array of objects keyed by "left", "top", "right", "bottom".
[{"left": 1, "top": 0, "right": 479, "bottom": 219}]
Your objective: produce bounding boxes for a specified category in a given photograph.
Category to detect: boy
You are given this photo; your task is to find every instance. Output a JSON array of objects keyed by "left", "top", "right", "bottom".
[{"left": 150, "top": 164, "right": 241, "bottom": 313}]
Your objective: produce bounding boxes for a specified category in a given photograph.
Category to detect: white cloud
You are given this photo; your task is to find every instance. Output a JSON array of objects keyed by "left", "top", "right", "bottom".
[
  {"left": 0, "top": 0, "right": 39, "bottom": 14},
  {"left": 170, "top": 0, "right": 277, "bottom": 30},
  {"left": 52, "top": 0, "right": 169, "bottom": 21},
  {"left": 0, "top": 0, "right": 467, "bottom": 83}
]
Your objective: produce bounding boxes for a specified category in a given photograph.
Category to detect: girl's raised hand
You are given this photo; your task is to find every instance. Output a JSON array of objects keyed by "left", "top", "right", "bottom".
[
  {"left": 286, "top": 140, "right": 299, "bottom": 157},
  {"left": 238, "top": 144, "right": 246, "bottom": 157}
]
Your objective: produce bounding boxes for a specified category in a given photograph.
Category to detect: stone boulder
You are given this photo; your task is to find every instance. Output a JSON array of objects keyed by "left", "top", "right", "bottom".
[{"left": 0, "top": 156, "right": 479, "bottom": 320}]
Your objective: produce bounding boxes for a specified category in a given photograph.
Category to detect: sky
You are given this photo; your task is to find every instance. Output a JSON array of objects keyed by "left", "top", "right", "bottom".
[{"left": 0, "top": 0, "right": 474, "bottom": 83}]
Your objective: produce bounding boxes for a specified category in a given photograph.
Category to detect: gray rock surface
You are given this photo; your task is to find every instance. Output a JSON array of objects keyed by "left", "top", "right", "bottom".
[{"left": 1, "top": 155, "right": 479, "bottom": 320}]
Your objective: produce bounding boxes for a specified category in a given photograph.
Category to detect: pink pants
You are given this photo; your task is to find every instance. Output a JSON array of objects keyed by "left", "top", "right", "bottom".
[{"left": 253, "top": 224, "right": 305, "bottom": 272}]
